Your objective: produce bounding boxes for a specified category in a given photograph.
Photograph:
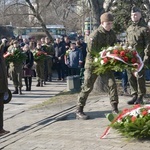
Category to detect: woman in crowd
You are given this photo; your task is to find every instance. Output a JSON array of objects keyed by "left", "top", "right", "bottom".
[{"left": 23, "top": 44, "right": 34, "bottom": 91}]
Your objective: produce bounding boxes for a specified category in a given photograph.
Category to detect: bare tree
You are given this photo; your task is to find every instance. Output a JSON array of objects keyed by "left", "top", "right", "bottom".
[{"left": 25, "top": 0, "right": 53, "bottom": 41}]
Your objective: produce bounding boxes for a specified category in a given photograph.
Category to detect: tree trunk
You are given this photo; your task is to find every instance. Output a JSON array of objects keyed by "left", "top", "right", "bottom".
[
  {"left": 93, "top": 75, "right": 108, "bottom": 94},
  {"left": 88, "top": 0, "right": 108, "bottom": 93},
  {"left": 89, "top": 0, "right": 105, "bottom": 30}
]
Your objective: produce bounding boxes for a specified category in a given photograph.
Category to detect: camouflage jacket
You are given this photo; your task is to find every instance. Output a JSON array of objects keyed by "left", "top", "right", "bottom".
[
  {"left": 42, "top": 43, "right": 54, "bottom": 59},
  {"left": 87, "top": 25, "right": 117, "bottom": 56},
  {"left": 126, "top": 20, "right": 150, "bottom": 60}
]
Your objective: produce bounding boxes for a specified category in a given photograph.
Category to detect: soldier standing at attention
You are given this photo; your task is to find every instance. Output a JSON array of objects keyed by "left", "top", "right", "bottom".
[
  {"left": 0, "top": 39, "right": 10, "bottom": 136},
  {"left": 42, "top": 37, "right": 54, "bottom": 82},
  {"left": 76, "top": 12, "right": 118, "bottom": 120},
  {"left": 126, "top": 6, "right": 150, "bottom": 105},
  {"left": 8, "top": 40, "right": 24, "bottom": 95}
]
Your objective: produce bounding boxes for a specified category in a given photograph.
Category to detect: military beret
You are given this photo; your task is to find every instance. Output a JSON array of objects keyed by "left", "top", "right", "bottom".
[
  {"left": 131, "top": 6, "right": 141, "bottom": 13},
  {"left": 100, "top": 12, "right": 114, "bottom": 22}
]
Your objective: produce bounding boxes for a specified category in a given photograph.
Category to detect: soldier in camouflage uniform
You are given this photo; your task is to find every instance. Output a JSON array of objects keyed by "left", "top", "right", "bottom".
[
  {"left": 126, "top": 7, "right": 150, "bottom": 105},
  {"left": 76, "top": 12, "right": 119, "bottom": 120},
  {"left": 8, "top": 40, "right": 24, "bottom": 95},
  {"left": 42, "top": 37, "right": 54, "bottom": 82},
  {"left": 34, "top": 42, "right": 45, "bottom": 87}
]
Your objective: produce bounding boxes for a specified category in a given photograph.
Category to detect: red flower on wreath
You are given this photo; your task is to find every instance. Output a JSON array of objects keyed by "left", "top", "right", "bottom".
[
  {"left": 120, "top": 51, "right": 126, "bottom": 57},
  {"left": 103, "top": 57, "right": 109, "bottom": 64},
  {"left": 123, "top": 56, "right": 129, "bottom": 62},
  {"left": 131, "top": 116, "right": 137, "bottom": 122},
  {"left": 132, "top": 50, "right": 137, "bottom": 56},
  {"left": 131, "top": 58, "right": 137, "bottom": 63},
  {"left": 141, "top": 110, "right": 148, "bottom": 116},
  {"left": 113, "top": 49, "right": 119, "bottom": 54}
]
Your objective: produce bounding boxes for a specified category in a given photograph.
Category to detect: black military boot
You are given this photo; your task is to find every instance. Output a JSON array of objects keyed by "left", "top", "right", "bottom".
[
  {"left": 12, "top": 87, "right": 18, "bottom": 94},
  {"left": 134, "top": 95, "right": 144, "bottom": 104},
  {"left": 127, "top": 94, "right": 137, "bottom": 105},
  {"left": 111, "top": 103, "right": 119, "bottom": 114},
  {"left": 76, "top": 106, "right": 89, "bottom": 120},
  {"left": 18, "top": 87, "right": 22, "bottom": 95},
  {"left": 36, "top": 81, "right": 40, "bottom": 87}
]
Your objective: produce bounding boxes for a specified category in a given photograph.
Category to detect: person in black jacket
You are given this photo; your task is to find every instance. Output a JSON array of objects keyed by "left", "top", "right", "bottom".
[
  {"left": 23, "top": 44, "right": 34, "bottom": 91},
  {"left": 54, "top": 38, "right": 66, "bottom": 81}
]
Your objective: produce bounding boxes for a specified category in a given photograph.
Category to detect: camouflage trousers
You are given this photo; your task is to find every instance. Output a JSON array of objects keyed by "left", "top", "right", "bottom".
[
  {"left": 77, "top": 56, "right": 118, "bottom": 107},
  {"left": 127, "top": 68, "right": 146, "bottom": 96},
  {"left": 9, "top": 64, "right": 23, "bottom": 88},
  {"left": 44, "top": 59, "right": 53, "bottom": 79},
  {"left": 36, "top": 63, "right": 45, "bottom": 82}
]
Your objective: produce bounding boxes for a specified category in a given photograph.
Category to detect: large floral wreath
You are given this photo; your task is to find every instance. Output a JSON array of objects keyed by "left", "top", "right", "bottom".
[
  {"left": 92, "top": 45, "right": 143, "bottom": 76},
  {"left": 101, "top": 104, "right": 150, "bottom": 139},
  {"left": 3, "top": 49, "right": 27, "bottom": 64}
]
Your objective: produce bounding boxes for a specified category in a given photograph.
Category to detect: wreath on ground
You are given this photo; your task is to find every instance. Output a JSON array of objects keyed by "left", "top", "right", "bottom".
[{"left": 101, "top": 104, "right": 150, "bottom": 139}]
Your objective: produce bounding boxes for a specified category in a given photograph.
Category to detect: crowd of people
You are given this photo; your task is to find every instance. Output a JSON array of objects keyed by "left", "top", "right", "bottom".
[{"left": 1, "top": 34, "right": 87, "bottom": 95}]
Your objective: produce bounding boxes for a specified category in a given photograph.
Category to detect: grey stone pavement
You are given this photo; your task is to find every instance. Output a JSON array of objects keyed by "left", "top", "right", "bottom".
[{"left": 0, "top": 77, "right": 150, "bottom": 150}]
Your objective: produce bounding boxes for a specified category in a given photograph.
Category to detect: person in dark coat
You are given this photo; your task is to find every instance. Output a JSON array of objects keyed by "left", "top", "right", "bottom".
[
  {"left": 0, "top": 40, "right": 10, "bottom": 136},
  {"left": 23, "top": 44, "right": 34, "bottom": 91},
  {"left": 54, "top": 38, "right": 66, "bottom": 81}
]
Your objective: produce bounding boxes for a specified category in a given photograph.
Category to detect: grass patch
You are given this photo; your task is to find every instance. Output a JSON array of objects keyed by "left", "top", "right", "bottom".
[{"left": 30, "top": 90, "right": 79, "bottom": 109}]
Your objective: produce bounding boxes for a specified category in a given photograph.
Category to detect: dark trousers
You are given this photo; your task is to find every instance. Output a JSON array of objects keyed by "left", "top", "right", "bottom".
[
  {"left": 24, "top": 77, "right": 32, "bottom": 90},
  {"left": 0, "top": 93, "right": 4, "bottom": 130},
  {"left": 122, "top": 70, "right": 128, "bottom": 92},
  {"left": 56, "top": 62, "right": 65, "bottom": 80},
  {"left": 68, "top": 68, "right": 80, "bottom": 76}
]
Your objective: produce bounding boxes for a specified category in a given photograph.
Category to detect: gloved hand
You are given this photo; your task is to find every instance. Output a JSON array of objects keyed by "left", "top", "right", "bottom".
[
  {"left": 143, "top": 55, "right": 149, "bottom": 64},
  {"left": 1, "top": 38, "right": 7, "bottom": 44}
]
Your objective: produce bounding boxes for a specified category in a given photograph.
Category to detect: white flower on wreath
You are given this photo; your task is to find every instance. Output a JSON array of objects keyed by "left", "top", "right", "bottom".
[
  {"left": 122, "top": 45, "right": 127, "bottom": 50},
  {"left": 101, "top": 60, "right": 105, "bottom": 65},
  {"left": 128, "top": 46, "right": 132, "bottom": 50},
  {"left": 113, "top": 45, "right": 121, "bottom": 50},
  {"left": 106, "top": 51, "right": 110, "bottom": 56},
  {"left": 129, "top": 110, "right": 139, "bottom": 117},
  {"left": 107, "top": 46, "right": 113, "bottom": 51},
  {"left": 94, "top": 57, "right": 98, "bottom": 62}
]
